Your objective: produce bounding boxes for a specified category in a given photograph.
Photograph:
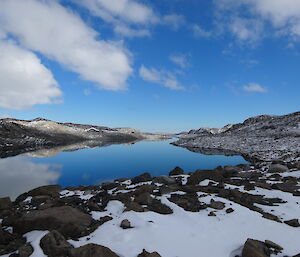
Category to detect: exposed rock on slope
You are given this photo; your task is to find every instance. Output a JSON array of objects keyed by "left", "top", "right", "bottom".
[
  {"left": 173, "top": 111, "right": 300, "bottom": 163},
  {"left": 0, "top": 118, "right": 169, "bottom": 158}
]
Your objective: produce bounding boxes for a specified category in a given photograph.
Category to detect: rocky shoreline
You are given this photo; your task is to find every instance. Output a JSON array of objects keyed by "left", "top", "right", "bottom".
[
  {"left": 0, "top": 118, "right": 170, "bottom": 158},
  {"left": 173, "top": 111, "right": 300, "bottom": 164},
  {"left": 1, "top": 161, "right": 299, "bottom": 257}
]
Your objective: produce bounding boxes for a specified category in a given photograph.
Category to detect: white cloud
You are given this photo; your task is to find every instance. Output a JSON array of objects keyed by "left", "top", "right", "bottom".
[
  {"left": 139, "top": 65, "right": 184, "bottom": 90},
  {"left": 0, "top": 0, "right": 132, "bottom": 91},
  {"left": 0, "top": 40, "right": 62, "bottom": 110},
  {"left": 192, "top": 24, "right": 211, "bottom": 38},
  {"left": 75, "top": 0, "right": 157, "bottom": 38},
  {"left": 243, "top": 83, "right": 267, "bottom": 93},
  {"left": 162, "top": 14, "right": 186, "bottom": 30},
  {"left": 77, "top": 0, "right": 157, "bottom": 24},
  {"left": 229, "top": 17, "right": 263, "bottom": 43},
  {"left": 114, "top": 24, "right": 150, "bottom": 38},
  {"left": 169, "top": 54, "right": 189, "bottom": 69},
  {"left": 215, "top": 0, "right": 300, "bottom": 42}
]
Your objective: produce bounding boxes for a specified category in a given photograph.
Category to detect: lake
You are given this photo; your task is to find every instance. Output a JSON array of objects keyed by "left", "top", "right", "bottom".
[{"left": 0, "top": 139, "right": 248, "bottom": 199}]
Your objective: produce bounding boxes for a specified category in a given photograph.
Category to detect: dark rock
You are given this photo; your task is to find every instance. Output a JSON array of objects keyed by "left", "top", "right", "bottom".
[
  {"left": 40, "top": 230, "right": 73, "bottom": 257},
  {"left": 124, "top": 202, "right": 144, "bottom": 212},
  {"left": 148, "top": 199, "right": 173, "bottom": 214},
  {"left": 99, "top": 216, "right": 113, "bottom": 226},
  {"left": 242, "top": 239, "right": 270, "bottom": 257},
  {"left": 17, "top": 243, "right": 34, "bottom": 257},
  {"left": 0, "top": 224, "right": 14, "bottom": 245},
  {"left": 135, "top": 192, "right": 153, "bottom": 205},
  {"left": 209, "top": 199, "right": 225, "bottom": 210},
  {"left": 132, "top": 173, "right": 151, "bottom": 184},
  {"left": 226, "top": 208, "right": 234, "bottom": 213},
  {"left": 187, "top": 170, "right": 223, "bottom": 185},
  {"left": 133, "top": 185, "right": 155, "bottom": 196},
  {"left": 262, "top": 213, "right": 282, "bottom": 223},
  {"left": 7, "top": 206, "right": 92, "bottom": 238},
  {"left": 284, "top": 219, "right": 300, "bottom": 227},
  {"left": 169, "top": 166, "right": 184, "bottom": 176},
  {"left": 169, "top": 194, "right": 206, "bottom": 212},
  {"left": 70, "top": 243, "right": 120, "bottom": 257},
  {"left": 153, "top": 176, "right": 176, "bottom": 185},
  {"left": 0, "top": 197, "right": 11, "bottom": 210},
  {"left": 137, "top": 249, "right": 162, "bottom": 257},
  {"left": 269, "top": 164, "right": 289, "bottom": 173},
  {"left": 264, "top": 240, "right": 283, "bottom": 251},
  {"left": 208, "top": 211, "right": 216, "bottom": 216},
  {"left": 244, "top": 183, "right": 255, "bottom": 191},
  {"left": 101, "top": 182, "right": 119, "bottom": 191},
  {"left": 222, "top": 166, "right": 241, "bottom": 178},
  {"left": 120, "top": 219, "right": 132, "bottom": 229}
]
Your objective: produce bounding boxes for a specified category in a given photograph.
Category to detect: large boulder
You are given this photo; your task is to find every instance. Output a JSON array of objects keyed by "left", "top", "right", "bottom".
[
  {"left": 148, "top": 199, "right": 173, "bottom": 214},
  {"left": 0, "top": 197, "right": 11, "bottom": 210},
  {"left": 15, "top": 185, "right": 61, "bottom": 202},
  {"left": 242, "top": 239, "right": 270, "bottom": 257},
  {"left": 169, "top": 194, "right": 207, "bottom": 212},
  {"left": 169, "top": 166, "right": 184, "bottom": 176},
  {"left": 7, "top": 206, "right": 92, "bottom": 238},
  {"left": 40, "top": 230, "right": 74, "bottom": 257},
  {"left": 131, "top": 173, "right": 151, "bottom": 184},
  {"left": 70, "top": 243, "right": 120, "bottom": 257},
  {"left": 187, "top": 170, "right": 223, "bottom": 185},
  {"left": 153, "top": 176, "right": 176, "bottom": 185},
  {"left": 268, "top": 164, "right": 289, "bottom": 173}
]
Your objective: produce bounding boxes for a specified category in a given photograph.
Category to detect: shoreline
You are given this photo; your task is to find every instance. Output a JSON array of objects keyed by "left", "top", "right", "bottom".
[{"left": 1, "top": 161, "right": 299, "bottom": 257}]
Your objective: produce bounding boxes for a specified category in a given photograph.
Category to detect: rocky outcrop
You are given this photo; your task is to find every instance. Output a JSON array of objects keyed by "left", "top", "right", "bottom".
[
  {"left": 173, "top": 111, "right": 300, "bottom": 164},
  {"left": 0, "top": 118, "right": 170, "bottom": 158}
]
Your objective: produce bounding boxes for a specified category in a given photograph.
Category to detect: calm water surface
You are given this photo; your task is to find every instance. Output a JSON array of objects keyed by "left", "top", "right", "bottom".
[{"left": 0, "top": 139, "right": 247, "bottom": 199}]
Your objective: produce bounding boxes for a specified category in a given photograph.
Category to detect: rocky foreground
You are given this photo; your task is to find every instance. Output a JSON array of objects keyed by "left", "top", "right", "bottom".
[
  {"left": 173, "top": 111, "right": 300, "bottom": 164},
  {"left": 0, "top": 118, "right": 169, "bottom": 158},
  {"left": 0, "top": 162, "right": 300, "bottom": 257}
]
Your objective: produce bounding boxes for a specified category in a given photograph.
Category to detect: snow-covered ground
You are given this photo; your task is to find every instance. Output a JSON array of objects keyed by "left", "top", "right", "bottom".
[{"left": 1, "top": 167, "right": 299, "bottom": 257}]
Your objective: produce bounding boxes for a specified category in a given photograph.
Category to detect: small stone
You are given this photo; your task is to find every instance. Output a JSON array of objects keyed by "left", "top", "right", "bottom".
[
  {"left": 209, "top": 199, "right": 225, "bottom": 210},
  {"left": 284, "top": 219, "right": 300, "bottom": 227},
  {"left": 226, "top": 208, "right": 234, "bottom": 214},
  {"left": 208, "top": 211, "right": 216, "bottom": 216},
  {"left": 120, "top": 219, "right": 132, "bottom": 229}
]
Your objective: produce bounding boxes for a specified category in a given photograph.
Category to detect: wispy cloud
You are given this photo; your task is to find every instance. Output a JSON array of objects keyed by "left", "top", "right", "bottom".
[
  {"left": 169, "top": 54, "right": 190, "bottom": 69},
  {"left": 243, "top": 83, "right": 268, "bottom": 93},
  {"left": 192, "top": 24, "right": 211, "bottom": 38},
  {"left": 139, "top": 65, "right": 184, "bottom": 90},
  {"left": 162, "top": 14, "right": 186, "bottom": 30}
]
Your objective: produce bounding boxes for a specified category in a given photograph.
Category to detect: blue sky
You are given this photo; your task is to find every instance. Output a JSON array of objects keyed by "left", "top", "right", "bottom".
[{"left": 0, "top": 0, "right": 299, "bottom": 132}]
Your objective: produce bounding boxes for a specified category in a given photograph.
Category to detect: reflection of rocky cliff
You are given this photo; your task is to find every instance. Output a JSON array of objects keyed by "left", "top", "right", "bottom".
[
  {"left": 173, "top": 111, "right": 300, "bottom": 163},
  {"left": 0, "top": 156, "right": 60, "bottom": 199},
  {"left": 0, "top": 118, "right": 170, "bottom": 158}
]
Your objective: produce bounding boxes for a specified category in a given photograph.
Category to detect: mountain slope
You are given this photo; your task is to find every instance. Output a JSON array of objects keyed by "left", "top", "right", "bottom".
[
  {"left": 173, "top": 111, "right": 300, "bottom": 164},
  {"left": 0, "top": 118, "right": 168, "bottom": 158}
]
